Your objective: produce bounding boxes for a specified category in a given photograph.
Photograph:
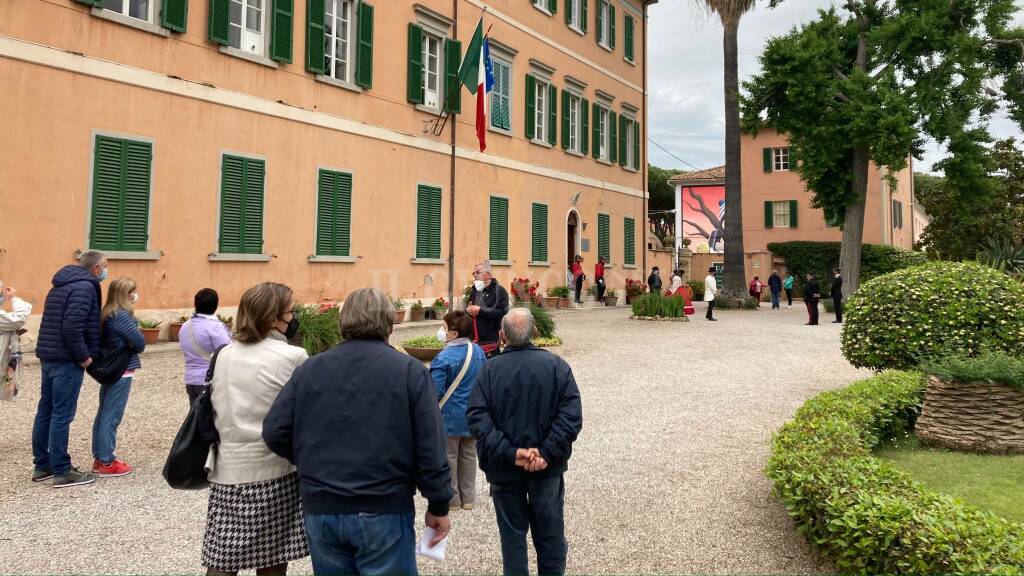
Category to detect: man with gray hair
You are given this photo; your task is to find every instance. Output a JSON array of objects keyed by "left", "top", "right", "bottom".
[
  {"left": 467, "top": 260, "right": 509, "bottom": 357},
  {"left": 32, "top": 249, "right": 108, "bottom": 488},
  {"left": 468, "top": 307, "right": 583, "bottom": 575}
]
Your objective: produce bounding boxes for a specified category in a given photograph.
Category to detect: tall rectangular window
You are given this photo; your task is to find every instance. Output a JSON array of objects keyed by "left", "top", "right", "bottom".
[
  {"left": 489, "top": 196, "right": 509, "bottom": 261},
  {"left": 490, "top": 58, "right": 512, "bottom": 131},
  {"left": 597, "top": 0, "right": 610, "bottom": 46},
  {"left": 598, "top": 212, "right": 610, "bottom": 263},
  {"left": 623, "top": 117, "right": 635, "bottom": 167},
  {"left": 773, "top": 147, "right": 790, "bottom": 171},
  {"left": 568, "top": 95, "right": 580, "bottom": 152},
  {"left": 89, "top": 135, "right": 152, "bottom": 252},
  {"left": 624, "top": 216, "right": 635, "bottom": 266},
  {"left": 531, "top": 202, "right": 548, "bottom": 262},
  {"left": 315, "top": 169, "right": 352, "bottom": 256},
  {"left": 219, "top": 154, "right": 265, "bottom": 254},
  {"left": 415, "top": 184, "right": 442, "bottom": 259},
  {"left": 324, "top": 0, "right": 353, "bottom": 82},
  {"left": 534, "top": 78, "right": 548, "bottom": 143},
  {"left": 624, "top": 14, "right": 635, "bottom": 61},
  {"left": 101, "top": 0, "right": 151, "bottom": 21},
  {"left": 598, "top": 107, "right": 609, "bottom": 160},
  {"left": 422, "top": 33, "right": 441, "bottom": 109},
  {"left": 228, "top": 0, "right": 266, "bottom": 55},
  {"left": 568, "top": 0, "right": 580, "bottom": 29},
  {"left": 773, "top": 201, "right": 790, "bottom": 228}
]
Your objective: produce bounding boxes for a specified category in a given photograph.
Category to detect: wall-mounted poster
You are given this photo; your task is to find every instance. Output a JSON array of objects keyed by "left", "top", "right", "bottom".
[{"left": 679, "top": 184, "right": 726, "bottom": 254}]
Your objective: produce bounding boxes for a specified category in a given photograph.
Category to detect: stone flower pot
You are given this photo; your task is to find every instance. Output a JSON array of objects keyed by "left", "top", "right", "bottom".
[
  {"left": 916, "top": 375, "right": 1024, "bottom": 454},
  {"left": 409, "top": 308, "right": 425, "bottom": 322},
  {"left": 558, "top": 297, "right": 570, "bottom": 309},
  {"left": 542, "top": 296, "right": 558, "bottom": 309},
  {"left": 604, "top": 296, "right": 619, "bottom": 307},
  {"left": 403, "top": 346, "right": 442, "bottom": 362}
]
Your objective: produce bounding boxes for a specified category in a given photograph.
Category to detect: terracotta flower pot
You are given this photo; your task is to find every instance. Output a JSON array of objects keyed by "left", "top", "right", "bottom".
[
  {"left": 402, "top": 346, "right": 442, "bottom": 362},
  {"left": 558, "top": 297, "right": 570, "bottom": 309},
  {"left": 169, "top": 322, "right": 184, "bottom": 342},
  {"left": 542, "top": 296, "right": 558, "bottom": 308},
  {"left": 410, "top": 308, "right": 425, "bottom": 322},
  {"left": 141, "top": 328, "right": 161, "bottom": 345},
  {"left": 393, "top": 309, "right": 406, "bottom": 324},
  {"left": 605, "top": 297, "right": 619, "bottom": 307}
]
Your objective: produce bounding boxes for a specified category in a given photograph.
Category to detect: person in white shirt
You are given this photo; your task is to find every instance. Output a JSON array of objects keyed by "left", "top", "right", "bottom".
[
  {"left": 0, "top": 282, "right": 32, "bottom": 401},
  {"left": 667, "top": 270, "right": 684, "bottom": 295},
  {"left": 704, "top": 267, "right": 718, "bottom": 321}
]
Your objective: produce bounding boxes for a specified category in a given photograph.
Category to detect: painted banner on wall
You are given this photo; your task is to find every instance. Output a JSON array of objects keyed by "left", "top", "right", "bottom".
[{"left": 680, "top": 185, "right": 726, "bottom": 254}]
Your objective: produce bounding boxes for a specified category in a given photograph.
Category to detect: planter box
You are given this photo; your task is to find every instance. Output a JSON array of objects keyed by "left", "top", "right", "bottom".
[
  {"left": 403, "top": 346, "right": 441, "bottom": 362},
  {"left": 541, "top": 296, "right": 558, "bottom": 309},
  {"left": 409, "top": 308, "right": 425, "bottom": 322},
  {"left": 393, "top": 309, "right": 406, "bottom": 324},
  {"left": 558, "top": 297, "right": 570, "bottom": 309},
  {"left": 916, "top": 376, "right": 1024, "bottom": 454},
  {"left": 169, "top": 322, "right": 184, "bottom": 342},
  {"left": 605, "top": 297, "right": 619, "bottom": 307},
  {"left": 141, "top": 328, "right": 161, "bottom": 345}
]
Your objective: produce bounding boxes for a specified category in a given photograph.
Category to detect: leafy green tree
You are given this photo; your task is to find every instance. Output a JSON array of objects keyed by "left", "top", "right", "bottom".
[
  {"left": 648, "top": 164, "right": 679, "bottom": 245},
  {"left": 742, "top": 0, "right": 1023, "bottom": 297}
]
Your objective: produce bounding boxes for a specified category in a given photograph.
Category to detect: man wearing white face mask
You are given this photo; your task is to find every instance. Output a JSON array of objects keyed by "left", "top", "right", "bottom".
[
  {"left": 467, "top": 261, "right": 510, "bottom": 357},
  {"left": 0, "top": 281, "right": 32, "bottom": 401}
]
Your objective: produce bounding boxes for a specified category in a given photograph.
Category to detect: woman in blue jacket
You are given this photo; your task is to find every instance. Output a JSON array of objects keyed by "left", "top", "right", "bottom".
[
  {"left": 430, "top": 310, "right": 486, "bottom": 510},
  {"left": 93, "top": 276, "right": 146, "bottom": 478}
]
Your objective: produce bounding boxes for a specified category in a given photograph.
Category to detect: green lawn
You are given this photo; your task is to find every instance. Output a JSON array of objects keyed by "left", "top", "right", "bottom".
[{"left": 875, "top": 435, "right": 1024, "bottom": 523}]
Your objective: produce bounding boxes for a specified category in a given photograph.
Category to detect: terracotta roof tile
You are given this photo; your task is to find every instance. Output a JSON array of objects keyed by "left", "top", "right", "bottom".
[{"left": 668, "top": 165, "right": 725, "bottom": 184}]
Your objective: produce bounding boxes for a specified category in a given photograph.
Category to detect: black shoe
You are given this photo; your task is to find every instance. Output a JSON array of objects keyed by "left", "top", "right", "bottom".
[
  {"left": 52, "top": 467, "right": 97, "bottom": 489},
  {"left": 31, "top": 468, "right": 54, "bottom": 482},
  {"left": 707, "top": 318, "right": 717, "bottom": 321},
  {"left": 832, "top": 320, "right": 842, "bottom": 323}
]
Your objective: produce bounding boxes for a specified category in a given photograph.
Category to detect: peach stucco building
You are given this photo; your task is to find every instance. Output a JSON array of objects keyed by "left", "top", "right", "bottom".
[
  {"left": 670, "top": 128, "right": 927, "bottom": 281},
  {"left": 0, "top": 0, "right": 652, "bottom": 317}
]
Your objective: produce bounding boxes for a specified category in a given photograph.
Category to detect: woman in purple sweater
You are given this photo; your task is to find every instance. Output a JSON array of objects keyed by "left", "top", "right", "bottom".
[{"left": 179, "top": 289, "right": 232, "bottom": 400}]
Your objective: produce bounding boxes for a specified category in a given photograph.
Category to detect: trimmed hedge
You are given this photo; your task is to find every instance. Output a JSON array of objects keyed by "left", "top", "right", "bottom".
[
  {"left": 768, "top": 371, "right": 1024, "bottom": 574},
  {"left": 767, "top": 241, "right": 927, "bottom": 297},
  {"left": 842, "top": 261, "right": 1024, "bottom": 370}
]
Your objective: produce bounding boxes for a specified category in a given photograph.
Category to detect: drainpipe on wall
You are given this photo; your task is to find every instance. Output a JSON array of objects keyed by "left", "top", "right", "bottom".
[
  {"left": 642, "top": 0, "right": 654, "bottom": 277},
  {"left": 446, "top": 0, "right": 458, "bottom": 310}
]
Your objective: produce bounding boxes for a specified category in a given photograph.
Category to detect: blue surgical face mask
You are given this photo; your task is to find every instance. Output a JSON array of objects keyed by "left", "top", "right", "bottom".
[{"left": 98, "top": 268, "right": 108, "bottom": 282}]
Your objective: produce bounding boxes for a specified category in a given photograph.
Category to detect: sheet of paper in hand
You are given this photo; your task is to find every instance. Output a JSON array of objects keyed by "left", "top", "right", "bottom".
[{"left": 417, "top": 526, "right": 449, "bottom": 561}]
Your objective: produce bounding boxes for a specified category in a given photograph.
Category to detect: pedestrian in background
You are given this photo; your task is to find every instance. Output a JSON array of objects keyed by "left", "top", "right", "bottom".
[
  {"left": 180, "top": 288, "right": 232, "bottom": 401},
  {"left": 748, "top": 276, "right": 763, "bottom": 303},
  {"left": 263, "top": 288, "right": 452, "bottom": 575},
  {"left": 0, "top": 281, "right": 32, "bottom": 401},
  {"left": 768, "top": 271, "right": 783, "bottom": 310},
  {"left": 831, "top": 268, "right": 844, "bottom": 324},
  {"left": 647, "top": 267, "right": 662, "bottom": 294},
  {"left": 92, "top": 276, "right": 146, "bottom": 478},
  {"left": 570, "top": 256, "right": 585, "bottom": 305},
  {"left": 431, "top": 310, "right": 486, "bottom": 511},
  {"left": 704, "top": 267, "right": 718, "bottom": 321},
  {"left": 468, "top": 308, "right": 583, "bottom": 576},
  {"left": 203, "top": 282, "right": 309, "bottom": 576},
  {"left": 32, "top": 249, "right": 107, "bottom": 488},
  {"left": 594, "top": 257, "right": 606, "bottom": 303},
  {"left": 805, "top": 273, "right": 821, "bottom": 326},
  {"left": 783, "top": 273, "right": 795, "bottom": 308},
  {"left": 468, "top": 261, "right": 510, "bottom": 357},
  {"left": 667, "top": 270, "right": 683, "bottom": 295}
]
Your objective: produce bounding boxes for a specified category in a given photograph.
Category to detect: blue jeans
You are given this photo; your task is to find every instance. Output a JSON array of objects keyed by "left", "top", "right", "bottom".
[
  {"left": 32, "top": 362, "right": 86, "bottom": 475},
  {"left": 304, "top": 511, "right": 417, "bottom": 576},
  {"left": 92, "top": 376, "right": 133, "bottom": 463},
  {"left": 771, "top": 291, "right": 780, "bottom": 309},
  {"left": 491, "top": 475, "right": 567, "bottom": 576}
]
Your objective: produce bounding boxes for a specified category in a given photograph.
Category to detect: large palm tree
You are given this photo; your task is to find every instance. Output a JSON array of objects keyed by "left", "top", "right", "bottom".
[{"left": 704, "top": 0, "right": 756, "bottom": 297}]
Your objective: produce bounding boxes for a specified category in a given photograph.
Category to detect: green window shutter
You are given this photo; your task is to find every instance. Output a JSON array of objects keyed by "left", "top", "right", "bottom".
[
  {"left": 598, "top": 213, "right": 610, "bottom": 262},
  {"left": 609, "top": 111, "right": 617, "bottom": 164},
  {"left": 305, "top": 0, "right": 326, "bottom": 74},
  {"left": 121, "top": 140, "right": 152, "bottom": 251},
  {"left": 633, "top": 120, "right": 640, "bottom": 170},
  {"left": 581, "top": 98, "right": 589, "bottom": 155},
  {"left": 788, "top": 146, "right": 797, "bottom": 167},
  {"left": 241, "top": 159, "right": 265, "bottom": 254},
  {"left": 764, "top": 201, "right": 774, "bottom": 229},
  {"left": 624, "top": 217, "right": 635, "bottom": 266},
  {"left": 489, "top": 196, "right": 509, "bottom": 261},
  {"left": 219, "top": 155, "right": 245, "bottom": 253},
  {"left": 608, "top": 4, "right": 616, "bottom": 49},
  {"left": 500, "top": 64, "right": 511, "bottom": 129},
  {"left": 335, "top": 172, "right": 352, "bottom": 255},
  {"left": 416, "top": 185, "right": 441, "bottom": 259},
  {"left": 548, "top": 0, "right": 557, "bottom": 13},
  {"left": 596, "top": 0, "right": 604, "bottom": 44},
  {"left": 564, "top": 0, "right": 571, "bottom": 24},
  {"left": 624, "top": 15, "right": 634, "bottom": 60},
  {"left": 560, "top": 90, "right": 570, "bottom": 150},
  {"left": 355, "top": 2, "right": 374, "bottom": 88},
  {"left": 208, "top": 0, "right": 230, "bottom": 45},
  {"left": 618, "top": 116, "right": 627, "bottom": 166},
  {"left": 789, "top": 200, "right": 798, "bottom": 228},
  {"left": 75, "top": 0, "right": 102, "bottom": 5},
  {"left": 763, "top": 147, "right": 773, "bottom": 172},
  {"left": 547, "top": 84, "right": 557, "bottom": 146},
  {"left": 444, "top": 38, "right": 462, "bottom": 114},
  {"left": 592, "top": 102, "right": 600, "bottom": 158},
  {"left": 525, "top": 74, "right": 536, "bottom": 139},
  {"left": 531, "top": 203, "right": 548, "bottom": 262},
  {"left": 581, "top": 0, "right": 588, "bottom": 32},
  {"left": 90, "top": 136, "right": 152, "bottom": 252},
  {"left": 161, "top": 0, "right": 188, "bottom": 32},
  {"left": 316, "top": 170, "right": 336, "bottom": 256},
  {"left": 270, "top": 0, "right": 293, "bottom": 63},
  {"left": 407, "top": 24, "right": 423, "bottom": 104}
]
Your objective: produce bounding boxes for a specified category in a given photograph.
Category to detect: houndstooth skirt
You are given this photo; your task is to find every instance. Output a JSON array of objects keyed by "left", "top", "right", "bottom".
[{"left": 202, "top": 473, "right": 309, "bottom": 571}]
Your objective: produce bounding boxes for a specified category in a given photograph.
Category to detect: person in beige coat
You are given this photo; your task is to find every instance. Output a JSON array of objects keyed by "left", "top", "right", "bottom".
[
  {"left": 0, "top": 282, "right": 32, "bottom": 401},
  {"left": 202, "top": 282, "right": 309, "bottom": 576}
]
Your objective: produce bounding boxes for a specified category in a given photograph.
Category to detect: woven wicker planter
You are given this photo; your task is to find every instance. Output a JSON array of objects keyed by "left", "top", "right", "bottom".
[{"left": 916, "top": 376, "right": 1024, "bottom": 454}]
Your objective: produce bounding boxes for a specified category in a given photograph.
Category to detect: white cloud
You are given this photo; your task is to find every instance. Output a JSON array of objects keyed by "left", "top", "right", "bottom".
[{"left": 648, "top": 1, "right": 1024, "bottom": 174}]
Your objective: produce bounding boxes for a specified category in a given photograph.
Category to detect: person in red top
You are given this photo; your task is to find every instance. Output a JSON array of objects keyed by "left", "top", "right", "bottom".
[
  {"left": 594, "top": 257, "right": 606, "bottom": 302},
  {"left": 570, "top": 256, "right": 585, "bottom": 305}
]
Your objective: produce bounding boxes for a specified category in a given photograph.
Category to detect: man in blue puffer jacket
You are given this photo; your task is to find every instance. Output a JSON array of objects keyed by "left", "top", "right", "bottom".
[{"left": 32, "top": 250, "right": 107, "bottom": 488}]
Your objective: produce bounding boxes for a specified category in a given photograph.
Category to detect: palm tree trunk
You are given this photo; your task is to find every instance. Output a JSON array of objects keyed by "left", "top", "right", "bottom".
[{"left": 722, "top": 16, "right": 746, "bottom": 296}]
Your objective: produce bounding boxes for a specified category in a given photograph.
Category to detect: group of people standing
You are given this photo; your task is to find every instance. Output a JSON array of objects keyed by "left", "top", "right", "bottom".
[
  {"left": 754, "top": 269, "right": 844, "bottom": 325},
  {"left": 569, "top": 255, "right": 606, "bottom": 304}
]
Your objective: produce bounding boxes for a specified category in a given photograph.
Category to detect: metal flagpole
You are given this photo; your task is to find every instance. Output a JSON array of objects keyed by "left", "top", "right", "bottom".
[{"left": 447, "top": 0, "right": 458, "bottom": 312}]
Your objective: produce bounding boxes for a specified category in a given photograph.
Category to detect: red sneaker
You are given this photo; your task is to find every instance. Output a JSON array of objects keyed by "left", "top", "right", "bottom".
[{"left": 92, "top": 459, "right": 133, "bottom": 477}]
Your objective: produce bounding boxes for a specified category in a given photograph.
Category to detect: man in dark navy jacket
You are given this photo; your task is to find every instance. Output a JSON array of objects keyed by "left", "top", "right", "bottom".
[
  {"left": 263, "top": 288, "right": 452, "bottom": 575},
  {"left": 32, "top": 250, "right": 107, "bottom": 488},
  {"left": 468, "top": 308, "right": 583, "bottom": 576},
  {"left": 467, "top": 260, "right": 509, "bottom": 357}
]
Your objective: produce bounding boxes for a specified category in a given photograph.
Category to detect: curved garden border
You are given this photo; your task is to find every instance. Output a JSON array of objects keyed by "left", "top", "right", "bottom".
[{"left": 767, "top": 371, "right": 1024, "bottom": 574}]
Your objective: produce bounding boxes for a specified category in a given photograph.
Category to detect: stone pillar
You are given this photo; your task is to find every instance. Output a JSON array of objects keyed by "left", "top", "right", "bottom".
[{"left": 677, "top": 247, "right": 694, "bottom": 283}]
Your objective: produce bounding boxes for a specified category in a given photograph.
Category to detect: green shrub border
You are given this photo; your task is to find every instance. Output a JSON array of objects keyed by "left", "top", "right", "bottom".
[{"left": 768, "top": 371, "right": 1024, "bottom": 574}]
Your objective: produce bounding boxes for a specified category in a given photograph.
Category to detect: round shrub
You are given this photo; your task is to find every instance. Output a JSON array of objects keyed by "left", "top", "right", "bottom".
[{"left": 841, "top": 261, "right": 1024, "bottom": 370}]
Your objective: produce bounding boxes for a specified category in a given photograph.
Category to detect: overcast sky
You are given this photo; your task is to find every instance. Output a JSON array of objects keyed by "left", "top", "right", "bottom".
[{"left": 646, "top": 0, "right": 1024, "bottom": 174}]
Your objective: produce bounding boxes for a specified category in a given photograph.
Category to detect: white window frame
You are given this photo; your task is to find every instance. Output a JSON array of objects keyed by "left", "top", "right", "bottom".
[
  {"left": 598, "top": 0, "right": 611, "bottom": 48},
  {"left": 422, "top": 32, "right": 443, "bottom": 110},
  {"left": 568, "top": 0, "right": 582, "bottom": 31},
  {"left": 773, "top": 147, "right": 790, "bottom": 171},
  {"left": 597, "top": 106, "right": 610, "bottom": 161},
  {"left": 228, "top": 0, "right": 268, "bottom": 57},
  {"left": 772, "top": 201, "right": 791, "bottom": 228},
  {"left": 324, "top": 0, "right": 355, "bottom": 83},
  {"left": 489, "top": 58, "right": 513, "bottom": 132},
  {"left": 623, "top": 116, "right": 636, "bottom": 168},
  {"left": 533, "top": 0, "right": 551, "bottom": 14},
  {"left": 568, "top": 93, "right": 581, "bottom": 153},
  {"left": 100, "top": 0, "right": 153, "bottom": 22},
  {"left": 534, "top": 78, "right": 549, "bottom": 144}
]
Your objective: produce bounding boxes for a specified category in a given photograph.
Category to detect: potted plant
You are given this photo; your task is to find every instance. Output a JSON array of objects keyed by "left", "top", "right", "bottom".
[
  {"left": 409, "top": 300, "right": 425, "bottom": 322},
  {"left": 390, "top": 296, "right": 406, "bottom": 324},
  {"left": 138, "top": 319, "right": 163, "bottom": 345},
  {"left": 510, "top": 277, "right": 540, "bottom": 305},
  {"left": 551, "top": 285, "right": 571, "bottom": 308},
  {"left": 427, "top": 297, "right": 448, "bottom": 320},
  {"left": 401, "top": 335, "right": 444, "bottom": 362},
  {"left": 169, "top": 315, "right": 189, "bottom": 342},
  {"left": 604, "top": 288, "right": 619, "bottom": 307},
  {"left": 542, "top": 288, "right": 559, "bottom": 309},
  {"left": 625, "top": 279, "right": 647, "bottom": 304},
  {"left": 217, "top": 314, "right": 234, "bottom": 331}
]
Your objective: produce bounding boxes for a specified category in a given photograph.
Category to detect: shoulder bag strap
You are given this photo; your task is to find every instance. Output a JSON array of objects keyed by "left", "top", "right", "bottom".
[
  {"left": 439, "top": 344, "right": 474, "bottom": 409},
  {"left": 188, "top": 322, "right": 213, "bottom": 361},
  {"left": 204, "top": 344, "right": 228, "bottom": 385}
]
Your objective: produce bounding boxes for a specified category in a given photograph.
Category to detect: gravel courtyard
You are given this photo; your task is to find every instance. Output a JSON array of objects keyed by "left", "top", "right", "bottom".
[{"left": 0, "top": 304, "right": 868, "bottom": 574}]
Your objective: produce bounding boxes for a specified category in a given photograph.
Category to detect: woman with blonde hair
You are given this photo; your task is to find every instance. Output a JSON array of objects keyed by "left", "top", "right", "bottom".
[
  {"left": 93, "top": 276, "right": 146, "bottom": 477},
  {"left": 203, "top": 282, "right": 309, "bottom": 576}
]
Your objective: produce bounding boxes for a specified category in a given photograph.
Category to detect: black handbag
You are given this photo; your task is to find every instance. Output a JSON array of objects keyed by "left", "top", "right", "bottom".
[
  {"left": 86, "top": 345, "right": 134, "bottom": 385},
  {"left": 162, "top": 345, "right": 225, "bottom": 490}
]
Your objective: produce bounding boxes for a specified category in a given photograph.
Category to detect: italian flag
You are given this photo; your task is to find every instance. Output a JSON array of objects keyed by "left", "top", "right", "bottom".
[{"left": 457, "top": 19, "right": 494, "bottom": 152}]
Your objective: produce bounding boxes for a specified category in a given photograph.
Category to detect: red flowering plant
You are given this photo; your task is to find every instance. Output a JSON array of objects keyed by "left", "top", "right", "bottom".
[
  {"left": 625, "top": 278, "right": 648, "bottom": 297},
  {"left": 510, "top": 277, "right": 541, "bottom": 304},
  {"left": 432, "top": 297, "right": 448, "bottom": 311}
]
